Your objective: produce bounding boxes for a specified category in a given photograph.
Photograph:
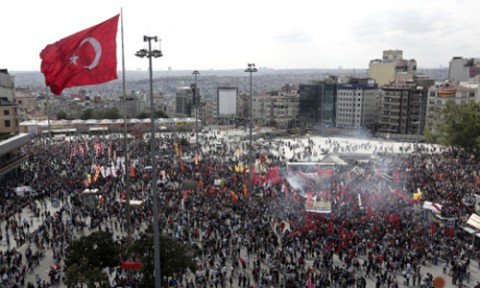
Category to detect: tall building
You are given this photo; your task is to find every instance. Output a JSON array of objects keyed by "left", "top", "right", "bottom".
[
  {"left": 448, "top": 57, "right": 480, "bottom": 83},
  {"left": 175, "top": 87, "right": 195, "bottom": 117},
  {"left": 368, "top": 50, "right": 417, "bottom": 86},
  {"left": 335, "top": 78, "right": 379, "bottom": 129},
  {"left": 379, "top": 79, "right": 432, "bottom": 136},
  {"left": 298, "top": 77, "right": 337, "bottom": 127}
]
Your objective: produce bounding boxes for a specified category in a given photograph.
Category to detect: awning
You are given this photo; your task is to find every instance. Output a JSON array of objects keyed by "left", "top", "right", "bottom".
[{"left": 467, "top": 213, "right": 480, "bottom": 230}]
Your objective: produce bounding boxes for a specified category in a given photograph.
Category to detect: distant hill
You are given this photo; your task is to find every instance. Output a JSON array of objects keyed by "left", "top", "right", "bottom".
[{"left": 10, "top": 68, "right": 448, "bottom": 99}]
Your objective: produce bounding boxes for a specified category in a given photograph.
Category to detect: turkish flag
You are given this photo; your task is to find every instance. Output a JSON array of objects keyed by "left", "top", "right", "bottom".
[{"left": 40, "top": 14, "right": 119, "bottom": 95}]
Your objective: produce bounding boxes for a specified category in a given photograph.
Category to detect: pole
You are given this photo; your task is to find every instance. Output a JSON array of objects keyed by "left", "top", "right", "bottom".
[
  {"left": 45, "top": 87, "right": 52, "bottom": 140},
  {"left": 244, "top": 64, "right": 257, "bottom": 191},
  {"left": 193, "top": 70, "right": 199, "bottom": 149},
  {"left": 120, "top": 8, "right": 132, "bottom": 245},
  {"left": 249, "top": 70, "right": 253, "bottom": 191},
  {"left": 146, "top": 36, "right": 162, "bottom": 288}
]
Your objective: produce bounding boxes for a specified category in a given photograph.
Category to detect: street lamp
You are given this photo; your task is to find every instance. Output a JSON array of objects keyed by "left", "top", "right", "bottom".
[
  {"left": 135, "top": 35, "right": 162, "bottom": 288},
  {"left": 244, "top": 63, "right": 257, "bottom": 191},
  {"left": 192, "top": 70, "right": 200, "bottom": 149}
]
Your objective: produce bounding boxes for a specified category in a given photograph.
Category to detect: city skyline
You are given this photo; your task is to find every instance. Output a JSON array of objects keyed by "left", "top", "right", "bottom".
[{"left": 2, "top": 0, "right": 479, "bottom": 72}]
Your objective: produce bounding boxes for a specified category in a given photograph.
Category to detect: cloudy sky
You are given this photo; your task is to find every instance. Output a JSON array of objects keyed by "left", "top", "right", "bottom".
[{"left": 3, "top": 0, "right": 479, "bottom": 71}]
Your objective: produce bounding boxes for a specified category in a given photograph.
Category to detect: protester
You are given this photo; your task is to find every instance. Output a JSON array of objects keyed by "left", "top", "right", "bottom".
[{"left": 0, "top": 128, "right": 478, "bottom": 287}]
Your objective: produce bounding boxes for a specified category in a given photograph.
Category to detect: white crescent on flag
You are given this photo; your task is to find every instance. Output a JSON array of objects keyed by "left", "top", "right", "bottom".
[{"left": 79, "top": 37, "right": 102, "bottom": 69}]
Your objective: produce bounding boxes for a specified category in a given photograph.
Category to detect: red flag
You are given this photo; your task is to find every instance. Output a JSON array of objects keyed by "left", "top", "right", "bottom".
[
  {"left": 40, "top": 15, "right": 119, "bottom": 95},
  {"left": 230, "top": 190, "right": 239, "bottom": 201},
  {"left": 120, "top": 262, "right": 143, "bottom": 270},
  {"left": 367, "top": 206, "right": 373, "bottom": 218},
  {"left": 243, "top": 183, "right": 248, "bottom": 198},
  {"left": 393, "top": 170, "right": 399, "bottom": 183},
  {"left": 180, "top": 159, "right": 185, "bottom": 173},
  {"left": 129, "top": 165, "right": 136, "bottom": 177}
]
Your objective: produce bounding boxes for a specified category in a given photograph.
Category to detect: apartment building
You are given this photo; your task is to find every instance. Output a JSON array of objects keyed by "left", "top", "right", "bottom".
[
  {"left": 250, "top": 91, "right": 299, "bottom": 128},
  {"left": 336, "top": 79, "right": 379, "bottom": 129},
  {"left": 379, "top": 81, "right": 429, "bottom": 135},
  {"left": 369, "top": 50, "right": 417, "bottom": 86},
  {"left": 448, "top": 57, "right": 480, "bottom": 83},
  {"left": 426, "top": 80, "right": 480, "bottom": 133}
]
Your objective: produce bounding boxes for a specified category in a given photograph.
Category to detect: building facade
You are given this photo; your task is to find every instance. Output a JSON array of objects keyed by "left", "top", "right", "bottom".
[
  {"left": 0, "top": 100, "right": 18, "bottom": 133},
  {"left": 335, "top": 80, "right": 379, "bottom": 129},
  {"left": 175, "top": 87, "right": 194, "bottom": 118},
  {"left": 0, "top": 69, "right": 15, "bottom": 102},
  {"left": 448, "top": 57, "right": 480, "bottom": 83},
  {"left": 379, "top": 81, "right": 430, "bottom": 135},
  {"left": 298, "top": 78, "right": 337, "bottom": 127},
  {"left": 369, "top": 50, "right": 417, "bottom": 86},
  {"left": 426, "top": 81, "right": 480, "bottom": 133}
]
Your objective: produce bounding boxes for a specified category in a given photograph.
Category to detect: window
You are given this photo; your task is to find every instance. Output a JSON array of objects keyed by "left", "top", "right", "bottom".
[
  {"left": 3, "top": 110, "right": 9, "bottom": 116},
  {"left": 4, "top": 120, "right": 11, "bottom": 128}
]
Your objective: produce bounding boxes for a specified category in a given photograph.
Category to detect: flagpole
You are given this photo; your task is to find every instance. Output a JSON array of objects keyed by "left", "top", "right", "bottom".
[
  {"left": 121, "top": 7, "right": 132, "bottom": 245},
  {"left": 45, "top": 86, "right": 52, "bottom": 142}
]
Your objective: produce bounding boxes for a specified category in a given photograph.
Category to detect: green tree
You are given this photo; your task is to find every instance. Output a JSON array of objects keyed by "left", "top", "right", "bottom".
[
  {"left": 105, "top": 107, "right": 120, "bottom": 119},
  {"left": 137, "top": 112, "right": 149, "bottom": 119},
  {"left": 435, "top": 100, "right": 480, "bottom": 158},
  {"left": 80, "top": 108, "right": 94, "bottom": 120},
  {"left": 127, "top": 228, "right": 197, "bottom": 287},
  {"left": 138, "top": 110, "right": 168, "bottom": 119},
  {"left": 65, "top": 258, "right": 110, "bottom": 288},
  {"left": 64, "top": 231, "right": 120, "bottom": 287},
  {"left": 56, "top": 111, "right": 67, "bottom": 120},
  {"left": 155, "top": 110, "right": 169, "bottom": 118}
]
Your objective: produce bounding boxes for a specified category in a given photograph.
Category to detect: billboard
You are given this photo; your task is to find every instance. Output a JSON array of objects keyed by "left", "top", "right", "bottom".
[{"left": 217, "top": 87, "right": 238, "bottom": 116}]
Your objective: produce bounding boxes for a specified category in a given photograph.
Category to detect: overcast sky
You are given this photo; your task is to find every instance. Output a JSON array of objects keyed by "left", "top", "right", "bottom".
[{"left": 3, "top": 0, "right": 479, "bottom": 72}]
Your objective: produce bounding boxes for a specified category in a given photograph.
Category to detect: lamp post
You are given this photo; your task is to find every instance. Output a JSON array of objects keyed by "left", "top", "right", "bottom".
[
  {"left": 244, "top": 63, "right": 257, "bottom": 191},
  {"left": 192, "top": 70, "right": 200, "bottom": 149},
  {"left": 135, "top": 35, "right": 162, "bottom": 287}
]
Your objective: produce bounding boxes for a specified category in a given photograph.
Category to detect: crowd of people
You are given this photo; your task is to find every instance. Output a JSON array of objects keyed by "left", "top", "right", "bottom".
[{"left": 0, "top": 128, "right": 479, "bottom": 287}]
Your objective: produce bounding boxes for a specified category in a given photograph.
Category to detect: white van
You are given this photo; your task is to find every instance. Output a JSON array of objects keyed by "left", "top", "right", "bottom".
[{"left": 13, "top": 186, "right": 37, "bottom": 198}]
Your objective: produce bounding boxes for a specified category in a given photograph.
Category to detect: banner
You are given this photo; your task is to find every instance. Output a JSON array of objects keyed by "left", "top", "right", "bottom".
[{"left": 304, "top": 191, "right": 331, "bottom": 213}]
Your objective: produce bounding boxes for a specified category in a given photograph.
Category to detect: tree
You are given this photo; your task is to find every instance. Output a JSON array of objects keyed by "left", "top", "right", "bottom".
[
  {"left": 104, "top": 107, "right": 120, "bottom": 119},
  {"left": 127, "top": 228, "right": 197, "bottom": 287},
  {"left": 435, "top": 100, "right": 480, "bottom": 158},
  {"left": 137, "top": 112, "right": 149, "bottom": 119},
  {"left": 65, "top": 258, "right": 110, "bottom": 288},
  {"left": 138, "top": 110, "right": 168, "bottom": 119},
  {"left": 155, "top": 110, "right": 169, "bottom": 118},
  {"left": 56, "top": 111, "right": 67, "bottom": 120},
  {"left": 64, "top": 231, "right": 120, "bottom": 287},
  {"left": 80, "top": 108, "right": 94, "bottom": 120}
]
